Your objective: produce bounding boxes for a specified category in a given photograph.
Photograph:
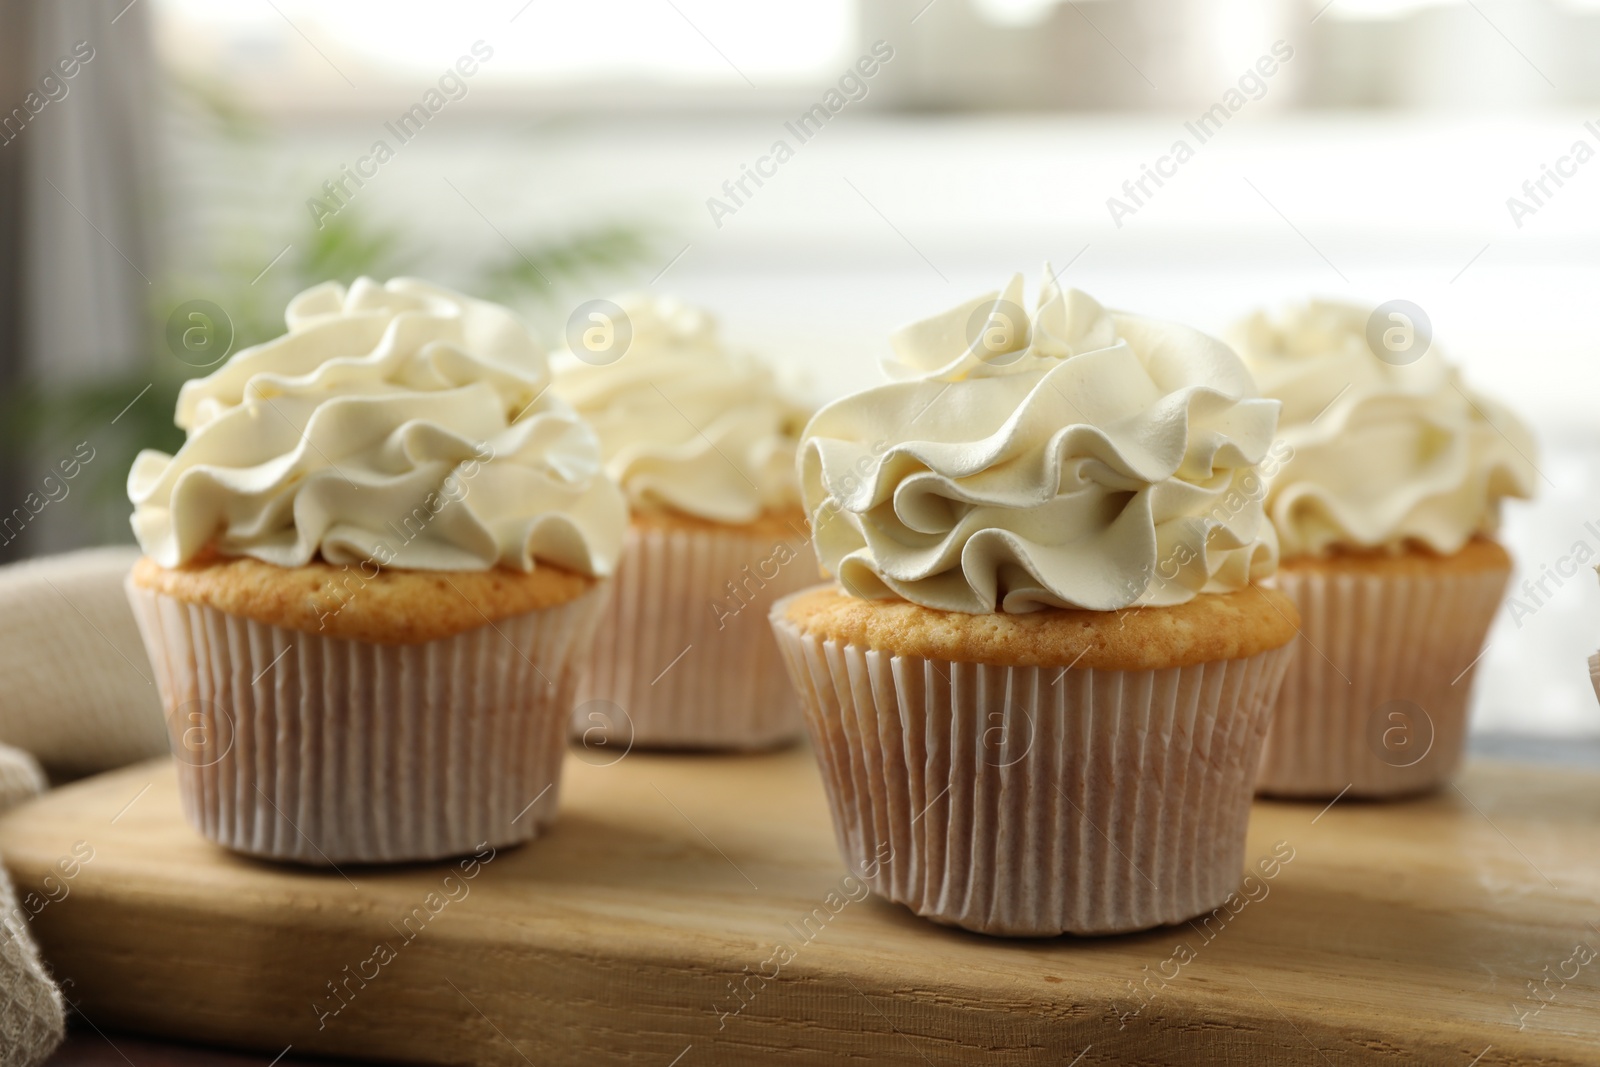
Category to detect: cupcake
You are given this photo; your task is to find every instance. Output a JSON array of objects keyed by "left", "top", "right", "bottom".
[
  {"left": 1230, "top": 301, "right": 1537, "bottom": 798},
  {"left": 552, "top": 294, "right": 813, "bottom": 750},
  {"left": 770, "top": 270, "right": 1298, "bottom": 936},
  {"left": 125, "top": 278, "right": 626, "bottom": 864}
]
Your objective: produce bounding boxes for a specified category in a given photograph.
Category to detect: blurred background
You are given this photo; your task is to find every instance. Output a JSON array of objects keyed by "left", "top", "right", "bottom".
[{"left": 2, "top": 0, "right": 1598, "bottom": 740}]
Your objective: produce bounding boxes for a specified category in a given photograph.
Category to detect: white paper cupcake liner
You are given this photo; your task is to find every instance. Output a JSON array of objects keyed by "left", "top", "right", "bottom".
[
  {"left": 1257, "top": 562, "right": 1510, "bottom": 799},
  {"left": 1590, "top": 652, "right": 1600, "bottom": 706},
  {"left": 575, "top": 520, "right": 816, "bottom": 750},
  {"left": 770, "top": 598, "right": 1295, "bottom": 937},
  {"left": 126, "top": 578, "right": 608, "bottom": 865}
]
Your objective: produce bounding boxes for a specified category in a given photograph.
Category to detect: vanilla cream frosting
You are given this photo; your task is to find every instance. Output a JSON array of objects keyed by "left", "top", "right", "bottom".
[
  {"left": 1230, "top": 301, "right": 1537, "bottom": 558},
  {"left": 129, "top": 278, "right": 627, "bottom": 576},
  {"left": 800, "top": 270, "right": 1282, "bottom": 614},
  {"left": 551, "top": 293, "right": 805, "bottom": 525}
]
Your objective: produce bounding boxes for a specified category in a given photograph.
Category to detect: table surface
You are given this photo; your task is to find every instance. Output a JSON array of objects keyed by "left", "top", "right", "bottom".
[{"left": 14, "top": 746, "right": 1600, "bottom": 1067}]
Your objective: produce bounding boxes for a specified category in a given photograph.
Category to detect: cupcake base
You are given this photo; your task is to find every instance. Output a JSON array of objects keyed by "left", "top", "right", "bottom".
[
  {"left": 127, "top": 574, "right": 607, "bottom": 865},
  {"left": 1257, "top": 541, "right": 1511, "bottom": 799},
  {"left": 575, "top": 511, "right": 815, "bottom": 751},
  {"left": 771, "top": 585, "right": 1297, "bottom": 937}
]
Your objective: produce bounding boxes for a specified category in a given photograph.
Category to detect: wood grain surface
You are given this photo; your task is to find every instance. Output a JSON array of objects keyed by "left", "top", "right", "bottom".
[{"left": 2, "top": 750, "right": 1597, "bottom": 1066}]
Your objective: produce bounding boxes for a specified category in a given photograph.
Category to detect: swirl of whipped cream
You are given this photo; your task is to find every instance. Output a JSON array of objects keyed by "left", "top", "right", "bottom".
[
  {"left": 800, "top": 269, "right": 1281, "bottom": 614},
  {"left": 1229, "top": 301, "right": 1537, "bottom": 558},
  {"left": 551, "top": 293, "right": 805, "bottom": 524},
  {"left": 129, "top": 278, "right": 627, "bottom": 576}
]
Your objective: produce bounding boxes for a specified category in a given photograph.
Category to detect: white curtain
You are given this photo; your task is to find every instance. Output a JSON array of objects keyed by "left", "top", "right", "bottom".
[{"left": 23, "top": 0, "right": 158, "bottom": 386}]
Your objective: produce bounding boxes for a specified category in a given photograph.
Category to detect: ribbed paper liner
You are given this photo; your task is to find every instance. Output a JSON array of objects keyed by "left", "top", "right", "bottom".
[
  {"left": 126, "top": 579, "right": 607, "bottom": 865},
  {"left": 1590, "top": 652, "right": 1600, "bottom": 706},
  {"left": 770, "top": 601, "right": 1294, "bottom": 937},
  {"left": 1258, "top": 561, "right": 1510, "bottom": 799},
  {"left": 576, "top": 521, "right": 815, "bottom": 750}
]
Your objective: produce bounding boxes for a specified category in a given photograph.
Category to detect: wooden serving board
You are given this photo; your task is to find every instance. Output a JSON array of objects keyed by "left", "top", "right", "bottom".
[{"left": 3, "top": 750, "right": 1598, "bottom": 1066}]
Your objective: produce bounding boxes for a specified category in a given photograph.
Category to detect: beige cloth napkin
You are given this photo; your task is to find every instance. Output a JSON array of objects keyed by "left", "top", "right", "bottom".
[
  {"left": 0, "top": 548, "right": 167, "bottom": 778},
  {"left": 0, "top": 547, "right": 171, "bottom": 1065},
  {"left": 0, "top": 743, "right": 59, "bottom": 1066}
]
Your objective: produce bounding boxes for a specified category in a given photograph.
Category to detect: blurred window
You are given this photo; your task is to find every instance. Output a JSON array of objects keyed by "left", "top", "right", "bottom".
[{"left": 154, "top": 0, "right": 857, "bottom": 113}]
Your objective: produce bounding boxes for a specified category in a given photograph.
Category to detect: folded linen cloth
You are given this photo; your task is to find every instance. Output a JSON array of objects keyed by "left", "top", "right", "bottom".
[{"left": 0, "top": 547, "right": 172, "bottom": 1065}]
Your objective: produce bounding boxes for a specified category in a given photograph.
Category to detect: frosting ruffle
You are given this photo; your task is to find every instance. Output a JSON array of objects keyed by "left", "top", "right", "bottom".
[
  {"left": 1230, "top": 300, "right": 1537, "bottom": 557},
  {"left": 129, "top": 277, "right": 627, "bottom": 576},
  {"left": 800, "top": 270, "right": 1281, "bottom": 614},
  {"left": 552, "top": 293, "right": 805, "bottom": 525}
]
